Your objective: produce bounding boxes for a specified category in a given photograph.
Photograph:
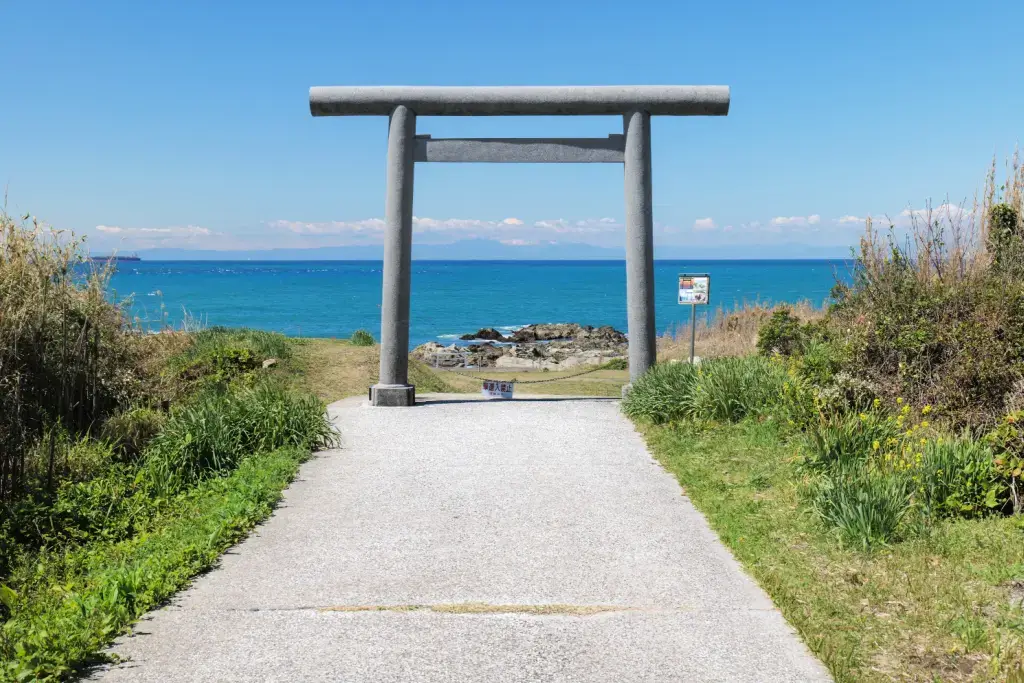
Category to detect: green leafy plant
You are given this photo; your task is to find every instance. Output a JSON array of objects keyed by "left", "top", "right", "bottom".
[
  {"left": 756, "top": 307, "right": 807, "bottom": 356},
  {"left": 100, "top": 407, "right": 166, "bottom": 461},
  {"left": 914, "top": 436, "right": 1000, "bottom": 518},
  {"left": 144, "top": 381, "right": 335, "bottom": 493},
  {"left": 621, "top": 361, "right": 700, "bottom": 424},
  {"left": 689, "top": 356, "right": 789, "bottom": 422},
  {"left": 800, "top": 411, "right": 900, "bottom": 474},
  {"left": 811, "top": 469, "right": 912, "bottom": 548},
  {"left": 983, "top": 411, "right": 1024, "bottom": 514},
  {"left": 349, "top": 329, "right": 376, "bottom": 347}
]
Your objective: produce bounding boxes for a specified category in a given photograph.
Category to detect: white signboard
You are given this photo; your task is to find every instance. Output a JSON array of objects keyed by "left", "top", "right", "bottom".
[
  {"left": 678, "top": 274, "right": 711, "bottom": 305},
  {"left": 481, "top": 380, "right": 514, "bottom": 399}
]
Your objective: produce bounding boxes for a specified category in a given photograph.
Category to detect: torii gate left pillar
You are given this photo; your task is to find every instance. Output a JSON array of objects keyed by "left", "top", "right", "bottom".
[{"left": 309, "top": 86, "right": 731, "bottom": 406}]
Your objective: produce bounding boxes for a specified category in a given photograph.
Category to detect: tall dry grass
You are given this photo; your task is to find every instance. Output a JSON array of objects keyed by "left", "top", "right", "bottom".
[
  {"left": 0, "top": 213, "right": 145, "bottom": 499},
  {"left": 658, "top": 300, "right": 823, "bottom": 361}
]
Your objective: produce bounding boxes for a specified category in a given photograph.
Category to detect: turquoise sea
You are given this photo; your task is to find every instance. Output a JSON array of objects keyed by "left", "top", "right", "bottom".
[{"left": 108, "top": 260, "right": 852, "bottom": 349}]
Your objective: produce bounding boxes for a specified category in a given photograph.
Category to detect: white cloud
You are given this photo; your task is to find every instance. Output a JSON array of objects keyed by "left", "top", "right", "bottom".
[
  {"left": 836, "top": 215, "right": 865, "bottom": 224},
  {"left": 501, "top": 217, "right": 524, "bottom": 225},
  {"left": 499, "top": 239, "right": 537, "bottom": 246},
  {"left": 771, "top": 215, "right": 817, "bottom": 227},
  {"left": 693, "top": 217, "right": 717, "bottom": 231},
  {"left": 533, "top": 217, "right": 620, "bottom": 234}
]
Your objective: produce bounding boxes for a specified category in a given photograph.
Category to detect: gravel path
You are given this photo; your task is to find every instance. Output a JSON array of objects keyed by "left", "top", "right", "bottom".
[{"left": 92, "top": 394, "right": 830, "bottom": 682}]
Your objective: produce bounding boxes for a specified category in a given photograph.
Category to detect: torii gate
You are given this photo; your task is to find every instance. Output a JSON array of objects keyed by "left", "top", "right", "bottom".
[{"left": 309, "top": 85, "right": 731, "bottom": 406}]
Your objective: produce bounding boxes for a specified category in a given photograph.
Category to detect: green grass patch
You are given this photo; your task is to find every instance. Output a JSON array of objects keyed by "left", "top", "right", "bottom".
[
  {"left": 0, "top": 447, "right": 310, "bottom": 682},
  {"left": 642, "top": 420, "right": 1024, "bottom": 682}
]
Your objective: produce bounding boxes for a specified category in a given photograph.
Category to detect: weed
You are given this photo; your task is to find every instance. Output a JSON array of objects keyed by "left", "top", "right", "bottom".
[
  {"left": 349, "top": 329, "right": 376, "bottom": 347},
  {"left": 811, "top": 468, "right": 912, "bottom": 549}
]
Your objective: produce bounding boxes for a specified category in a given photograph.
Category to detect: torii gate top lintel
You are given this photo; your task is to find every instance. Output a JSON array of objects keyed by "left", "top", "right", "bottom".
[
  {"left": 309, "top": 85, "right": 730, "bottom": 117},
  {"left": 309, "top": 85, "right": 731, "bottom": 406}
]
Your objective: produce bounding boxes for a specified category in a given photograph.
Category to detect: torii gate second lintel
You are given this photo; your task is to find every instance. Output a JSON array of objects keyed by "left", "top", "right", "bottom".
[{"left": 308, "top": 85, "right": 731, "bottom": 406}]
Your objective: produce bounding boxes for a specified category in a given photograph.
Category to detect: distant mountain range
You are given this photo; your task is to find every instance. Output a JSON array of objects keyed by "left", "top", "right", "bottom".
[{"left": 123, "top": 239, "right": 853, "bottom": 261}]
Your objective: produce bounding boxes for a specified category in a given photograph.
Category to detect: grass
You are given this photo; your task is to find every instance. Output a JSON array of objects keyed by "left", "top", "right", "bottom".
[
  {"left": 642, "top": 419, "right": 1024, "bottom": 682},
  {"left": 659, "top": 300, "right": 825, "bottom": 361},
  {"left": 285, "top": 338, "right": 455, "bottom": 402},
  {"left": 0, "top": 447, "right": 310, "bottom": 682}
]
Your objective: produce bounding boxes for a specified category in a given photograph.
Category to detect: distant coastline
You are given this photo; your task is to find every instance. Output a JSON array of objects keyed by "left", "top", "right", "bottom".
[{"left": 89, "top": 253, "right": 141, "bottom": 262}]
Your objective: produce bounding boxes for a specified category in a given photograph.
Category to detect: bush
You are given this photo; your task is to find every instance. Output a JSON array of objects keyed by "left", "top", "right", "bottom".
[
  {"left": 1, "top": 214, "right": 145, "bottom": 500},
  {"left": 983, "top": 411, "right": 1024, "bottom": 514},
  {"left": 350, "top": 329, "right": 375, "bottom": 346},
  {"left": 689, "top": 356, "right": 789, "bottom": 422},
  {"left": 914, "top": 436, "right": 1000, "bottom": 518},
  {"left": 164, "top": 327, "right": 291, "bottom": 394},
  {"left": 800, "top": 411, "right": 901, "bottom": 474},
  {"left": 621, "top": 361, "right": 700, "bottom": 424},
  {"left": 622, "top": 357, "right": 787, "bottom": 424},
  {"left": 756, "top": 307, "right": 808, "bottom": 356},
  {"left": 602, "top": 357, "right": 628, "bottom": 371},
  {"left": 811, "top": 469, "right": 912, "bottom": 548},
  {"left": 144, "top": 381, "right": 335, "bottom": 493},
  {"left": 101, "top": 408, "right": 166, "bottom": 461}
]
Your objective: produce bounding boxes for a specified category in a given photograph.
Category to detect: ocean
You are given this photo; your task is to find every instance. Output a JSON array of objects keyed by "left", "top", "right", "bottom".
[{"left": 108, "top": 260, "right": 852, "bottom": 349}]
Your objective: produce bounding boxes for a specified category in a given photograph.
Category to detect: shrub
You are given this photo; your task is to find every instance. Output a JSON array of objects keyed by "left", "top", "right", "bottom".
[
  {"left": 1, "top": 213, "right": 145, "bottom": 500},
  {"left": 350, "top": 329, "right": 376, "bottom": 347},
  {"left": 602, "top": 357, "right": 628, "bottom": 371},
  {"left": 101, "top": 408, "right": 166, "bottom": 461},
  {"left": 164, "top": 327, "right": 291, "bottom": 394},
  {"left": 756, "top": 307, "right": 807, "bottom": 356},
  {"left": 621, "top": 361, "right": 700, "bottom": 424},
  {"left": 987, "top": 202, "right": 1024, "bottom": 276},
  {"left": 983, "top": 412, "right": 1024, "bottom": 514},
  {"left": 689, "top": 356, "right": 789, "bottom": 422},
  {"left": 811, "top": 469, "right": 912, "bottom": 548},
  {"left": 622, "top": 357, "right": 788, "bottom": 424},
  {"left": 913, "top": 436, "right": 1000, "bottom": 518},
  {"left": 144, "top": 381, "right": 335, "bottom": 493},
  {"left": 801, "top": 411, "right": 901, "bottom": 474}
]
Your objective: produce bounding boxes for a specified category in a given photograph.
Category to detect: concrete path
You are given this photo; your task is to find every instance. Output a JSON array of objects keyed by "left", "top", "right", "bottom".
[{"left": 93, "top": 394, "right": 830, "bottom": 682}]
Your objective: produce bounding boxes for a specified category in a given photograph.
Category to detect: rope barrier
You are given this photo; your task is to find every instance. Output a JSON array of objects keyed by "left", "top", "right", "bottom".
[{"left": 436, "top": 362, "right": 612, "bottom": 385}]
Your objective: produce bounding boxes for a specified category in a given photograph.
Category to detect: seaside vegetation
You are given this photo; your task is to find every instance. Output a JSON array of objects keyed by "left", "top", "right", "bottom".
[
  {"left": 0, "top": 213, "right": 341, "bottom": 680},
  {"left": 623, "top": 155, "right": 1024, "bottom": 682}
]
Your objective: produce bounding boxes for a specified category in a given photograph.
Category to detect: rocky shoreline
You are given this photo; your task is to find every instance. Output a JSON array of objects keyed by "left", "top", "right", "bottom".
[{"left": 411, "top": 323, "right": 628, "bottom": 370}]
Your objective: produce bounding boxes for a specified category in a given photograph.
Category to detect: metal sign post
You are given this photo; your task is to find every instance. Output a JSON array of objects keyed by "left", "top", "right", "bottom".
[{"left": 678, "top": 274, "right": 710, "bottom": 364}]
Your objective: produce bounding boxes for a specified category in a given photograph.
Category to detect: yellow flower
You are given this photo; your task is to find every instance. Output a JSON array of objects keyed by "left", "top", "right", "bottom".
[
  {"left": 897, "top": 397, "right": 904, "bottom": 405},
  {"left": 921, "top": 405, "right": 932, "bottom": 415},
  {"left": 859, "top": 413, "right": 868, "bottom": 421},
  {"left": 919, "top": 438, "right": 927, "bottom": 445},
  {"left": 921, "top": 420, "right": 929, "bottom": 428},
  {"left": 873, "top": 398, "right": 881, "bottom": 408},
  {"left": 873, "top": 440, "right": 880, "bottom": 451}
]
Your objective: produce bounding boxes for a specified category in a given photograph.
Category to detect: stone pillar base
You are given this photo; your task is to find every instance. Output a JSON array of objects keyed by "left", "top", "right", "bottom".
[{"left": 369, "top": 384, "right": 416, "bottom": 407}]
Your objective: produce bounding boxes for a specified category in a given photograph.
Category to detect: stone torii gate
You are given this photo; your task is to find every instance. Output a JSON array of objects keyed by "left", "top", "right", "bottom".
[{"left": 309, "top": 85, "right": 731, "bottom": 406}]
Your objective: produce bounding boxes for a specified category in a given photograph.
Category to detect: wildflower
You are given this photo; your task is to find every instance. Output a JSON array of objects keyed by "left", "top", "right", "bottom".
[
  {"left": 921, "top": 405, "right": 932, "bottom": 415},
  {"left": 920, "top": 438, "right": 927, "bottom": 445},
  {"left": 897, "top": 397, "right": 904, "bottom": 405},
  {"left": 873, "top": 398, "right": 881, "bottom": 408},
  {"left": 873, "top": 440, "right": 880, "bottom": 451},
  {"left": 921, "top": 420, "right": 929, "bottom": 429},
  {"left": 859, "top": 412, "right": 868, "bottom": 421}
]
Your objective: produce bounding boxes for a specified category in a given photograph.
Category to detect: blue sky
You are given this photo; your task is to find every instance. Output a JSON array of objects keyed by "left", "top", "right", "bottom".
[{"left": 2, "top": 0, "right": 1021, "bottom": 257}]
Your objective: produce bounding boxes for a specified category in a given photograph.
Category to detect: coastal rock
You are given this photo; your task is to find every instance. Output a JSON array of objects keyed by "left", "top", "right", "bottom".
[
  {"left": 412, "top": 322, "right": 628, "bottom": 371},
  {"left": 459, "top": 327, "right": 509, "bottom": 342}
]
